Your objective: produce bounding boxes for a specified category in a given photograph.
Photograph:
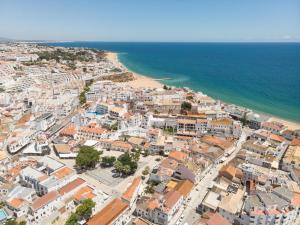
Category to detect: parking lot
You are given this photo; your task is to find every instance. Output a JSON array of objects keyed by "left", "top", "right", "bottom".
[
  {"left": 86, "top": 167, "right": 124, "bottom": 186},
  {"left": 86, "top": 160, "right": 148, "bottom": 187}
]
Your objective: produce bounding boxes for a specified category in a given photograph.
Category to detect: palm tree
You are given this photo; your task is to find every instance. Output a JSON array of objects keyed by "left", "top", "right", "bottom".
[
  {"left": 123, "top": 165, "right": 131, "bottom": 175},
  {"left": 114, "top": 160, "right": 123, "bottom": 174}
]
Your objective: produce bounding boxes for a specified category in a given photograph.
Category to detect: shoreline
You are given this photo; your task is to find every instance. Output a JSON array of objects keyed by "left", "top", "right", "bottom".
[
  {"left": 106, "top": 52, "right": 163, "bottom": 89},
  {"left": 106, "top": 51, "right": 300, "bottom": 130}
]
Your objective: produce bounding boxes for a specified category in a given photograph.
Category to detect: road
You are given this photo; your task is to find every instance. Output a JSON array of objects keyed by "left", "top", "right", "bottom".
[{"left": 171, "top": 129, "right": 248, "bottom": 225}]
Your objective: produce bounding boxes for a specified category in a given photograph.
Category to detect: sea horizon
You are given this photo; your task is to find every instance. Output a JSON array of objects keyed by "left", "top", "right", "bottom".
[{"left": 46, "top": 41, "right": 300, "bottom": 124}]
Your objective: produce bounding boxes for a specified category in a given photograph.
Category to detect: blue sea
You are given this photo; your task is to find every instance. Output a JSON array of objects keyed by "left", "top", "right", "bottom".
[{"left": 46, "top": 42, "right": 300, "bottom": 123}]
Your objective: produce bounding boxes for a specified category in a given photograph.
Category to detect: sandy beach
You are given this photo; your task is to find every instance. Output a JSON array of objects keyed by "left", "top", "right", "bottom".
[
  {"left": 106, "top": 52, "right": 300, "bottom": 131},
  {"left": 106, "top": 52, "right": 163, "bottom": 89}
]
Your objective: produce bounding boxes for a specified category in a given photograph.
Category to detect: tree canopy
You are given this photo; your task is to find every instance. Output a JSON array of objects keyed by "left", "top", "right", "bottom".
[
  {"left": 65, "top": 213, "right": 78, "bottom": 225},
  {"left": 76, "top": 199, "right": 95, "bottom": 219},
  {"left": 113, "top": 152, "right": 139, "bottom": 175},
  {"left": 181, "top": 101, "right": 192, "bottom": 112},
  {"left": 75, "top": 146, "right": 101, "bottom": 169},
  {"left": 4, "top": 220, "right": 26, "bottom": 225},
  {"left": 65, "top": 199, "right": 96, "bottom": 225},
  {"left": 101, "top": 156, "right": 116, "bottom": 167},
  {"left": 79, "top": 84, "right": 91, "bottom": 105}
]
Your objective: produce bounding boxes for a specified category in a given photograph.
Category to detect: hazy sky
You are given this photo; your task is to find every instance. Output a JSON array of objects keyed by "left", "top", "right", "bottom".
[{"left": 0, "top": 0, "right": 299, "bottom": 42}]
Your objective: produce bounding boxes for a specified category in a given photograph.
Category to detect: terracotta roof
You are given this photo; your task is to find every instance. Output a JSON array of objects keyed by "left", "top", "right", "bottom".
[
  {"left": 262, "top": 121, "right": 284, "bottom": 131},
  {"left": 133, "top": 218, "right": 151, "bottom": 225},
  {"left": 174, "top": 180, "right": 194, "bottom": 197},
  {"left": 73, "top": 186, "right": 96, "bottom": 202},
  {"left": 270, "top": 134, "right": 285, "bottom": 143},
  {"left": 201, "top": 135, "right": 233, "bottom": 150},
  {"left": 291, "top": 138, "right": 300, "bottom": 146},
  {"left": 8, "top": 198, "right": 27, "bottom": 209},
  {"left": 128, "top": 137, "right": 145, "bottom": 146},
  {"left": 219, "top": 164, "right": 238, "bottom": 180},
  {"left": 163, "top": 191, "right": 182, "bottom": 209},
  {"left": 160, "top": 158, "right": 179, "bottom": 170},
  {"left": 52, "top": 167, "right": 74, "bottom": 179},
  {"left": 80, "top": 126, "right": 107, "bottom": 135},
  {"left": 58, "top": 178, "right": 85, "bottom": 195},
  {"left": 60, "top": 125, "right": 77, "bottom": 136},
  {"left": 199, "top": 212, "right": 232, "bottom": 225},
  {"left": 53, "top": 144, "right": 71, "bottom": 153},
  {"left": 292, "top": 192, "right": 300, "bottom": 207},
  {"left": 87, "top": 198, "right": 128, "bottom": 225},
  {"left": 147, "top": 199, "right": 159, "bottom": 210},
  {"left": 17, "top": 113, "right": 31, "bottom": 125},
  {"left": 111, "top": 140, "right": 132, "bottom": 150},
  {"left": 8, "top": 165, "right": 22, "bottom": 177},
  {"left": 209, "top": 118, "right": 233, "bottom": 126},
  {"left": 122, "top": 177, "right": 141, "bottom": 202},
  {"left": 168, "top": 150, "right": 188, "bottom": 162},
  {"left": 31, "top": 191, "right": 59, "bottom": 211}
]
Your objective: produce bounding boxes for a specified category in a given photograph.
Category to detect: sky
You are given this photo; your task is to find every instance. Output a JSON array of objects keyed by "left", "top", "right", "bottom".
[{"left": 0, "top": 0, "right": 299, "bottom": 42}]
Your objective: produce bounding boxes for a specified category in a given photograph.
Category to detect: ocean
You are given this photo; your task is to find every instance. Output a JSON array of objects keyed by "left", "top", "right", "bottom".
[{"left": 46, "top": 42, "right": 300, "bottom": 123}]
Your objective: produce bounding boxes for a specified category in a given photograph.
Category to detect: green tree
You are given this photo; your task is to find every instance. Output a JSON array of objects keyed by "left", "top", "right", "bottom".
[
  {"left": 181, "top": 101, "right": 192, "bottom": 111},
  {"left": 75, "top": 146, "right": 101, "bottom": 169},
  {"left": 79, "top": 84, "right": 91, "bottom": 105},
  {"left": 145, "top": 184, "right": 155, "bottom": 194},
  {"left": 241, "top": 112, "right": 247, "bottom": 126},
  {"left": 143, "top": 149, "right": 149, "bottom": 157},
  {"left": 142, "top": 166, "right": 150, "bottom": 176},
  {"left": 123, "top": 164, "right": 131, "bottom": 175},
  {"left": 65, "top": 199, "right": 95, "bottom": 225},
  {"left": 132, "top": 152, "right": 140, "bottom": 162},
  {"left": 76, "top": 199, "right": 95, "bottom": 219},
  {"left": 113, "top": 152, "right": 139, "bottom": 176},
  {"left": 65, "top": 213, "right": 78, "bottom": 225},
  {"left": 4, "top": 220, "right": 26, "bottom": 225},
  {"left": 79, "top": 92, "right": 87, "bottom": 105},
  {"left": 101, "top": 156, "right": 116, "bottom": 167},
  {"left": 4, "top": 220, "right": 18, "bottom": 225},
  {"left": 114, "top": 160, "right": 123, "bottom": 173},
  {"left": 110, "top": 122, "right": 118, "bottom": 131}
]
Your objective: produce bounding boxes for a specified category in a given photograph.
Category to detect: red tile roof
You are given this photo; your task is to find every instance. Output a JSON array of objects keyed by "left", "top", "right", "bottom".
[
  {"left": 174, "top": 180, "right": 194, "bottom": 197},
  {"left": 8, "top": 198, "right": 27, "bottom": 209},
  {"left": 199, "top": 212, "right": 232, "bottom": 225},
  {"left": 52, "top": 167, "right": 74, "bottom": 179},
  {"left": 87, "top": 198, "right": 128, "bottom": 225},
  {"left": 58, "top": 178, "right": 85, "bottom": 196},
  {"left": 73, "top": 186, "right": 96, "bottom": 202},
  {"left": 31, "top": 191, "right": 59, "bottom": 211},
  {"left": 164, "top": 191, "right": 182, "bottom": 209},
  {"left": 122, "top": 177, "right": 141, "bottom": 202},
  {"left": 168, "top": 150, "right": 188, "bottom": 162}
]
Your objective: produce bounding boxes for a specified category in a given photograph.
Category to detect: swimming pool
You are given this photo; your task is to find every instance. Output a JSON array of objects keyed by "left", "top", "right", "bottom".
[{"left": 0, "top": 209, "right": 8, "bottom": 221}]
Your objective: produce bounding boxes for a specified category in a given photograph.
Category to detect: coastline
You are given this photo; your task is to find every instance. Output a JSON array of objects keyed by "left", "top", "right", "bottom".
[
  {"left": 106, "top": 51, "right": 300, "bottom": 130},
  {"left": 106, "top": 52, "right": 163, "bottom": 89}
]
